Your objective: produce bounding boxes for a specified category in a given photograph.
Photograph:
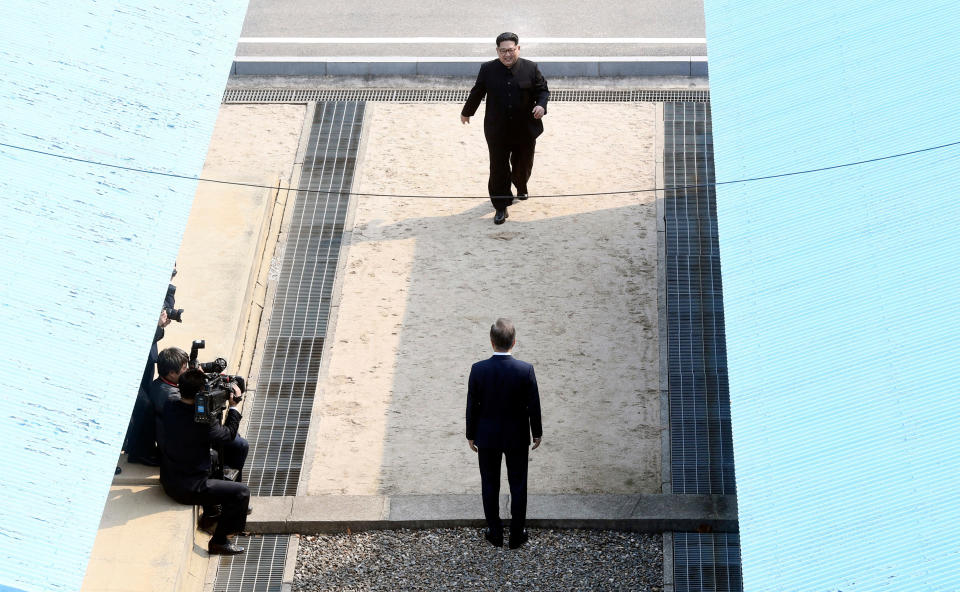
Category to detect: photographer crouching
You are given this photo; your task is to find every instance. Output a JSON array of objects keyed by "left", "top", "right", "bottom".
[{"left": 159, "top": 368, "right": 249, "bottom": 555}]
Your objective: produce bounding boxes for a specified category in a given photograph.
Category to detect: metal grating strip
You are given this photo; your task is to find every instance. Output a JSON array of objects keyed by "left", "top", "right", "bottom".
[
  {"left": 664, "top": 101, "right": 736, "bottom": 495},
  {"left": 214, "top": 535, "right": 289, "bottom": 592},
  {"left": 245, "top": 101, "right": 365, "bottom": 496},
  {"left": 223, "top": 88, "right": 709, "bottom": 104},
  {"left": 674, "top": 533, "right": 742, "bottom": 592}
]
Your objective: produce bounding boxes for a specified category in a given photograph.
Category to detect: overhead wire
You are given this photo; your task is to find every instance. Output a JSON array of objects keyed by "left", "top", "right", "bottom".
[{"left": 1, "top": 139, "right": 958, "bottom": 198}]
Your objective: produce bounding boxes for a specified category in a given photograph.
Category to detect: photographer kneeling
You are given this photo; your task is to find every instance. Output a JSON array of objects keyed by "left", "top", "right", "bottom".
[{"left": 159, "top": 369, "right": 249, "bottom": 555}]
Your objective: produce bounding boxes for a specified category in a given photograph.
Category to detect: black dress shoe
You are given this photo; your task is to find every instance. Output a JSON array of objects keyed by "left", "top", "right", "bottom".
[
  {"left": 509, "top": 530, "right": 529, "bottom": 549},
  {"left": 208, "top": 541, "right": 245, "bottom": 555},
  {"left": 127, "top": 453, "right": 160, "bottom": 467},
  {"left": 494, "top": 209, "right": 508, "bottom": 224},
  {"left": 517, "top": 193, "right": 528, "bottom": 200},
  {"left": 484, "top": 528, "right": 503, "bottom": 548},
  {"left": 247, "top": 505, "right": 253, "bottom": 515}
]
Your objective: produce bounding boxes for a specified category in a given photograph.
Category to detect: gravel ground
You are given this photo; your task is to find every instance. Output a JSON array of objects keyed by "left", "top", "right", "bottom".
[{"left": 294, "top": 528, "right": 664, "bottom": 592}]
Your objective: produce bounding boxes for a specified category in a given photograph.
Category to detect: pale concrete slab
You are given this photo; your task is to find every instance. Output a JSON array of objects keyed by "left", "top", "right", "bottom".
[
  {"left": 113, "top": 454, "right": 160, "bottom": 486},
  {"left": 163, "top": 103, "right": 306, "bottom": 374},
  {"left": 85, "top": 104, "right": 306, "bottom": 592},
  {"left": 303, "top": 102, "right": 662, "bottom": 498},
  {"left": 225, "top": 74, "right": 710, "bottom": 91},
  {"left": 232, "top": 57, "right": 707, "bottom": 78},
  {"left": 81, "top": 486, "right": 204, "bottom": 592}
]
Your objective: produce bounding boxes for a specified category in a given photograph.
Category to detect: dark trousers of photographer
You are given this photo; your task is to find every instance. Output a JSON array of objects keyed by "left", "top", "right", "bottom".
[
  {"left": 222, "top": 435, "right": 249, "bottom": 482},
  {"left": 161, "top": 398, "right": 249, "bottom": 542},
  {"left": 163, "top": 479, "right": 249, "bottom": 540}
]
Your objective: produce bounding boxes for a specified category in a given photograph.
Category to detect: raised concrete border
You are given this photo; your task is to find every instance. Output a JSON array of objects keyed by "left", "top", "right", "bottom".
[
  {"left": 280, "top": 534, "right": 300, "bottom": 592},
  {"left": 663, "top": 531, "right": 675, "bottom": 592},
  {"left": 232, "top": 56, "right": 708, "bottom": 78},
  {"left": 246, "top": 494, "right": 737, "bottom": 534},
  {"left": 655, "top": 101, "right": 672, "bottom": 496}
]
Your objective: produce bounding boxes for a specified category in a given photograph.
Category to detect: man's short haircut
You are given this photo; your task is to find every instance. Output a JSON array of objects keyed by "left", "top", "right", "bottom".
[
  {"left": 157, "top": 347, "right": 189, "bottom": 377},
  {"left": 178, "top": 368, "right": 206, "bottom": 398},
  {"left": 496, "top": 32, "right": 519, "bottom": 47},
  {"left": 490, "top": 318, "right": 516, "bottom": 351}
]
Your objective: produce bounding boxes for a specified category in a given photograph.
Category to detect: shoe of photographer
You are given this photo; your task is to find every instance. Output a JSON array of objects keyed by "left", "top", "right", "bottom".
[
  {"left": 127, "top": 453, "right": 160, "bottom": 467},
  {"left": 208, "top": 539, "right": 244, "bottom": 555}
]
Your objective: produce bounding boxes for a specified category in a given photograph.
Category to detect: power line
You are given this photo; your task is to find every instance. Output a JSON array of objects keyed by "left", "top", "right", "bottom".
[{"left": 1, "top": 139, "right": 958, "bottom": 198}]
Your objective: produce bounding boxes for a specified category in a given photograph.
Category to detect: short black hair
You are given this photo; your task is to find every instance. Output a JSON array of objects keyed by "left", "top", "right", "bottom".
[
  {"left": 157, "top": 347, "right": 189, "bottom": 377},
  {"left": 178, "top": 368, "right": 206, "bottom": 398},
  {"left": 496, "top": 32, "right": 519, "bottom": 47},
  {"left": 490, "top": 318, "right": 516, "bottom": 351}
]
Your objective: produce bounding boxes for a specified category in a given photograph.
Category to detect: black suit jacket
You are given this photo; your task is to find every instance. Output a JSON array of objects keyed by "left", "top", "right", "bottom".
[
  {"left": 461, "top": 58, "right": 550, "bottom": 144},
  {"left": 149, "top": 377, "right": 181, "bottom": 450},
  {"left": 466, "top": 354, "right": 543, "bottom": 449},
  {"left": 159, "top": 399, "right": 241, "bottom": 493}
]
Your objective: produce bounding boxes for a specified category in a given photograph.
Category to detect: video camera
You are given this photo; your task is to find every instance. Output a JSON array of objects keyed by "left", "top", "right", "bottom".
[{"left": 188, "top": 339, "right": 246, "bottom": 425}]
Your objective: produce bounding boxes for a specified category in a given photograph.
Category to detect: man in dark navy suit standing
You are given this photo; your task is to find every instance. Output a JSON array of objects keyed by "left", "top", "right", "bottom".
[
  {"left": 461, "top": 32, "right": 550, "bottom": 225},
  {"left": 466, "top": 318, "right": 543, "bottom": 549}
]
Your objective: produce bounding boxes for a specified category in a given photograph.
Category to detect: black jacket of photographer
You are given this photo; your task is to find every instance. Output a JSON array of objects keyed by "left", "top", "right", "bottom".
[
  {"left": 149, "top": 377, "right": 181, "bottom": 451},
  {"left": 159, "top": 400, "right": 241, "bottom": 494}
]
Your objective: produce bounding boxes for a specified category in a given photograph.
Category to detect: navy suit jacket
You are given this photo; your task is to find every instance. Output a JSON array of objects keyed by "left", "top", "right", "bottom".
[{"left": 466, "top": 354, "right": 542, "bottom": 449}]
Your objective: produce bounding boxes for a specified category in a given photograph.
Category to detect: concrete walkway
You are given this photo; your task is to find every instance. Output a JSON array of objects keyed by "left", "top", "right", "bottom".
[{"left": 81, "top": 104, "right": 305, "bottom": 592}]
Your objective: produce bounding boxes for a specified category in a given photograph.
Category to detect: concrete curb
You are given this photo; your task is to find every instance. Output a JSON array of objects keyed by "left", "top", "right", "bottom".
[
  {"left": 232, "top": 57, "right": 708, "bottom": 78},
  {"left": 663, "top": 531, "right": 675, "bottom": 592},
  {"left": 246, "top": 493, "right": 737, "bottom": 534}
]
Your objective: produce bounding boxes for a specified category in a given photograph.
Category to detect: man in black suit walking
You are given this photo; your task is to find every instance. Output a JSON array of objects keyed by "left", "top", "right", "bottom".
[
  {"left": 461, "top": 32, "right": 550, "bottom": 225},
  {"left": 466, "top": 318, "right": 543, "bottom": 549}
]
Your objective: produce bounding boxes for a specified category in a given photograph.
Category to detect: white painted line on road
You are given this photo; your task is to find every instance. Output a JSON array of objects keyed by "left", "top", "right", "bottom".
[
  {"left": 238, "top": 37, "right": 707, "bottom": 45},
  {"left": 233, "top": 55, "right": 709, "bottom": 62}
]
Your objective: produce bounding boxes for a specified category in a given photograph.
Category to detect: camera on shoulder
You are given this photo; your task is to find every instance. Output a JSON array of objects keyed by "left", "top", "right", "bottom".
[{"left": 187, "top": 339, "right": 246, "bottom": 425}]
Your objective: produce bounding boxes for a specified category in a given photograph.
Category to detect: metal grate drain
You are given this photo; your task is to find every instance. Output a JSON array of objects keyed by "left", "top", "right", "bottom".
[
  {"left": 245, "top": 101, "right": 365, "bottom": 496},
  {"left": 214, "top": 535, "right": 289, "bottom": 592},
  {"left": 664, "top": 101, "right": 736, "bottom": 496},
  {"left": 223, "top": 88, "right": 709, "bottom": 104},
  {"left": 674, "top": 533, "right": 742, "bottom": 592}
]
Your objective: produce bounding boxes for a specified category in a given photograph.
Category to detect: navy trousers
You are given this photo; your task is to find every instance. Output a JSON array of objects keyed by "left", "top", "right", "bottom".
[{"left": 478, "top": 446, "right": 529, "bottom": 537}]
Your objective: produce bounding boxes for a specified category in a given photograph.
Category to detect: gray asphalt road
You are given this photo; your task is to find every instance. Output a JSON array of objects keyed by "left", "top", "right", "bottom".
[
  {"left": 233, "top": 1, "right": 707, "bottom": 77},
  {"left": 240, "top": 0, "right": 704, "bottom": 39}
]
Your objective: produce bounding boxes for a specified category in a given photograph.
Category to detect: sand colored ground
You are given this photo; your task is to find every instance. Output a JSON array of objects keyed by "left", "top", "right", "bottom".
[{"left": 302, "top": 102, "right": 662, "bottom": 496}]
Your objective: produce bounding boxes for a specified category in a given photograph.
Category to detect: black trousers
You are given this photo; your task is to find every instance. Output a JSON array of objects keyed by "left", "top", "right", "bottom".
[
  {"left": 478, "top": 446, "right": 529, "bottom": 536},
  {"left": 164, "top": 478, "right": 250, "bottom": 541},
  {"left": 124, "top": 386, "right": 157, "bottom": 459},
  {"left": 487, "top": 138, "right": 536, "bottom": 211},
  {"left": 222, "top": 434, "right": 249, "bottom": 482}
]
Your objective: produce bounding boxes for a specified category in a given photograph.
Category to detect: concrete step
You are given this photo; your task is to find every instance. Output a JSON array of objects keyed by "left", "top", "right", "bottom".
[{"left": 246, "top": 493, "right": 737, "bottom": 534}]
